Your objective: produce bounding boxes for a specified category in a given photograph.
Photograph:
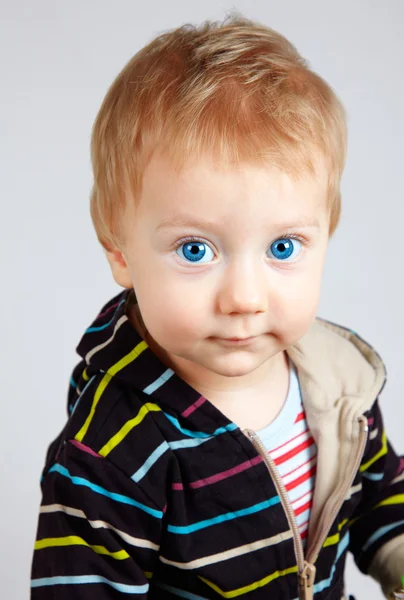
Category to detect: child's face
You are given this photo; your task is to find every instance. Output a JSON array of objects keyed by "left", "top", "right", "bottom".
[{"left": 114, "top": 151, "right": 330, "bottom": 382}]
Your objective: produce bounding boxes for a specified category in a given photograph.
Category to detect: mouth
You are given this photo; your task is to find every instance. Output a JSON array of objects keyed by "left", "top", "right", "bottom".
[{"left": 212, "top": 336, "right": 258, "bottom": 346}]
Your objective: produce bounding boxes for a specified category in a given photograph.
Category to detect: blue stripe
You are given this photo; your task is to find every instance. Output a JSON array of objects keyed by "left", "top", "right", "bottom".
[
  {"left": 143, "top": 369, "right": 174, "bottom": 394},
  {"left": 169, "top": 437, "right": 212, "bottom": 450},
  {"left": 131, "top": 438, "right": 212, "bottom": 483},
  {"left": 156, "top": 583, "right": 208, "bottom": 599},
  {"left": 291, "top": 532, "right": 350, "bottom": 600},
  {"left": 131, "top": 437, "right": 213, "bottom": 483},
  {"left": 164, "top": 412, "right": 237, "bottom": 438},
  {"left": 85, "top": 298, "right": 126, "bottom": 333},
  {"left": 70, "top": 376, "right": 77, "bottom": 388},
  {"left": 362, "top": 471, "right": 384, "bottom": 481},
  {"left": 31, "top": 575, "right": 148, "bottom": 594},
  {"left": 47, "top": 464, "right": 163, "bottom": 519},
  {"left": 167, "top": 496, "right": 280, "bottom": 534},
  {"left": 312, "top": 531, "right": 350, "bottom": 595},
  {"left": 70, "top": 375, "right": 97, "bottom": 416},
  {"left": 362, "top": 519, "right": 404, "bottom": 552},
  {"left": 131, "top": 442, "right": 170, "bottom": 483}
]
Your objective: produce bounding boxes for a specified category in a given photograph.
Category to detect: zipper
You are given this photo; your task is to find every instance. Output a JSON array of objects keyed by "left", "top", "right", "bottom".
[
  {"left": 244, "top": 429, "right": 315, "bottom": 599},
  {"left": 243, "top": 415, "right": 368, "bottom": 600},
  {"left": 304, "top": 416, "right": 368, "bottom": 566}
]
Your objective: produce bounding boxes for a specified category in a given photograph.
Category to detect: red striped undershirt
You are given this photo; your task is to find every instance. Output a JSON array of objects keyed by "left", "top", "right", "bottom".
[{"left": 256, "top": 359, "right": 317, "bottom": 545}]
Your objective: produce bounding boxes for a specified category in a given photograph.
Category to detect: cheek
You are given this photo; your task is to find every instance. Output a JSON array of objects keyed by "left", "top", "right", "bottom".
[
  {"left": 133, "top": 271, "right": 210, "bottom": 341},
  {"left": 275, "top": 271, "right": 322, "bottom": 309},
  {"left": 271, "top": 271, "right": 323, "bottom": 336}
]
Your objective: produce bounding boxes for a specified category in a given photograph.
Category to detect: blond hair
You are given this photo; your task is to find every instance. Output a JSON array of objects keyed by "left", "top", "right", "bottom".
[{"left": 90, "top": 13, "right": 347, "bottom": 252}]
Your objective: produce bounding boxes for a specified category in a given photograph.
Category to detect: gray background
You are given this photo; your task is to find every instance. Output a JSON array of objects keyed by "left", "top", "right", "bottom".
[{"left": 1, "top": 1, "right": 403, "bottom": 598}]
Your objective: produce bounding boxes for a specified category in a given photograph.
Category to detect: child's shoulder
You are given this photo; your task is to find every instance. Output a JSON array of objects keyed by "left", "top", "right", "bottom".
[{"left": 46, "top": 361, "right": 172, "bottom": 498}]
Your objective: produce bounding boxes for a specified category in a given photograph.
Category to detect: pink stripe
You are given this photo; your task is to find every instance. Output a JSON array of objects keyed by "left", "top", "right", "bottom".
[
  {"left": 69, "top": 439, "right": 104, "bottom": 458},
  {"left": 172, "top": 455, "right": 263, "bottom": 490},
  {"left": 97, "top": 301, "right": 120, "bottom": 320},
  {"left": 182, "top": 395, "right": 207, "bottom": 418},
  {"left": 368, "top": 417, "right": 374, "bottom": 426},
  {"left": 172, "top": 483, "right": 184, "bottom": 491}
]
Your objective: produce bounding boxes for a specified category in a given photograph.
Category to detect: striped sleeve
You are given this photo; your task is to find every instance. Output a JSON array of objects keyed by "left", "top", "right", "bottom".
[
  {"left": 348, "top": 398, "right": 404, "bottom": 596},
  {"left": 30, "top": 438, "right": 163, "bottom": 599}
]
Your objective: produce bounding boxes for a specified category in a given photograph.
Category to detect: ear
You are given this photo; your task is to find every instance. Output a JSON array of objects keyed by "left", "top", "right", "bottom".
[{"left": 105, "top": 249, "right": 133, "bottom": 289}]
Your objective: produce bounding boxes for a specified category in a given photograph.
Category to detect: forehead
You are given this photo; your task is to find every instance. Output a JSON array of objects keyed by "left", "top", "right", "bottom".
[{"left": 135, "top": 151, "right": 329, "bottom": 227}]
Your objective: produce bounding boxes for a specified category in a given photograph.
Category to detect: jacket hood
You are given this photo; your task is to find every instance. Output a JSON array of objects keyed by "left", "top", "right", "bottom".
[{"left": 75, "top": 288, "right": 387, "bottom": 431}]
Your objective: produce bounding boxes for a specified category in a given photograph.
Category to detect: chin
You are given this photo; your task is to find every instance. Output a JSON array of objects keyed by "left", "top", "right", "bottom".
[{"left": 199, "top": 356, "right": 264, "bottom": 378}]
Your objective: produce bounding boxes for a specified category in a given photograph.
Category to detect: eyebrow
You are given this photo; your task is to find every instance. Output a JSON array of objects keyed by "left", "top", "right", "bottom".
[{"left": 156, "top": 215, "right": 321, "bottom": 232}]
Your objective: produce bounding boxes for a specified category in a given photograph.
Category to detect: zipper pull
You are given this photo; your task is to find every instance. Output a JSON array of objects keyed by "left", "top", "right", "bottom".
[{"left": 298, "top": 561, "right": 316, "bottom": 600}]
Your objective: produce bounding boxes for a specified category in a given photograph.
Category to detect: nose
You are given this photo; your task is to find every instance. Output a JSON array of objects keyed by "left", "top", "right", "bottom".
[{"left": 217, "top": 258, "right": 268, "bottom": 315}]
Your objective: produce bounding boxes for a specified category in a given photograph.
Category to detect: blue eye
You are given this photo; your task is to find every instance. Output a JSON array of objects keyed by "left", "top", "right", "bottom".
[
  {"left": 176, "top": 240, "right": 215, "bottom": 263},
  {"left": 267, "top": 237, "right": 302, "bottom": 261}
]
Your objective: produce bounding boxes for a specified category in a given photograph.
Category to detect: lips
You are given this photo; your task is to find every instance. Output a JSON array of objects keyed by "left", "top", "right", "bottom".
[
  {"left": 212, "top": 336, "right": 258, "bottom": 345},
  {"left": 214, "top": 335, "right": 257, "bottom": 341}
]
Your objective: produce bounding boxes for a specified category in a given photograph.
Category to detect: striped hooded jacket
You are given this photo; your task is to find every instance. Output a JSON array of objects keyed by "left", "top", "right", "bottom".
[{"left": 31, "top": 288, "right": 404, "bottom": 599}]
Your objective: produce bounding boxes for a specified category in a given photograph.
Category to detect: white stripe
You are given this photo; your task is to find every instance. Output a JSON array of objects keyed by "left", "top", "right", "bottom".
[
  {"left": 273, "top": 444, "right": 317, "bottom": 479},
  {"left": 295, "top": 508, "right": 310, "bottom": 527},
  {"left": 271, "top": 429, "right": 311, "bottom": 460},
  {"left": 86, "top": 315, "right": 128, "bottom": 363},
  {"left": 286, "top": 475, "right": 316, "bottom": 504},
  {"left": 282, "top": 456, "right": 317, "bottom": 486},
  {"left": 292, "top": 490, "right": 311, "bottom": 511},
  {"left": 299, "top": 522, "right": 309, "bottom": 534},
  {"left": 269, "top": 419, "right": 307, "bottom": 454},
  {"left": 40, "top": 504, "right": 159, "bottom": 551},
  {"left": 369, "top": 427, "right": 379, "bottom": 440},
  {"left": 391, "top": 472, "right": 404, "bottom": 486},
  {"left": 345, "top": 482, "right": 362, "bottom": 500},
  {"left": 159, "top": 530, "right": 293, "bottom": 570}
]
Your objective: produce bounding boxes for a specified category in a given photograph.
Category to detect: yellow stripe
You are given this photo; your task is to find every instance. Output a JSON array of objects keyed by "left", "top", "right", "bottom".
[
  {"left": 99, "top": 403, "right": 162, "bottom": 457},
  {"left": 374, "top": 494, "right": 404, "bottom": 510},
  {"left": 35, "top": 536, "right": 129, "bottom": 560},
  {"left": 323, "top": 532, "right": 339, "bottom": 548},
  {"left": 75, "top": 341, "right": 148, "bottom": 442},
  {"left": 360, "top": 430, "right": 387, "bottom": 473},
  {"left": 347, "top": 495, "right": 404, "bottom": 528},
  {"left": 82, "top": 368, "right": 89, "bottom": 382},
  {"left": 323, "top": 518, "right": 348, "bottom": 548},
  {"left": 199, "top": 565, "right": 298, "bottom": 598}
]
